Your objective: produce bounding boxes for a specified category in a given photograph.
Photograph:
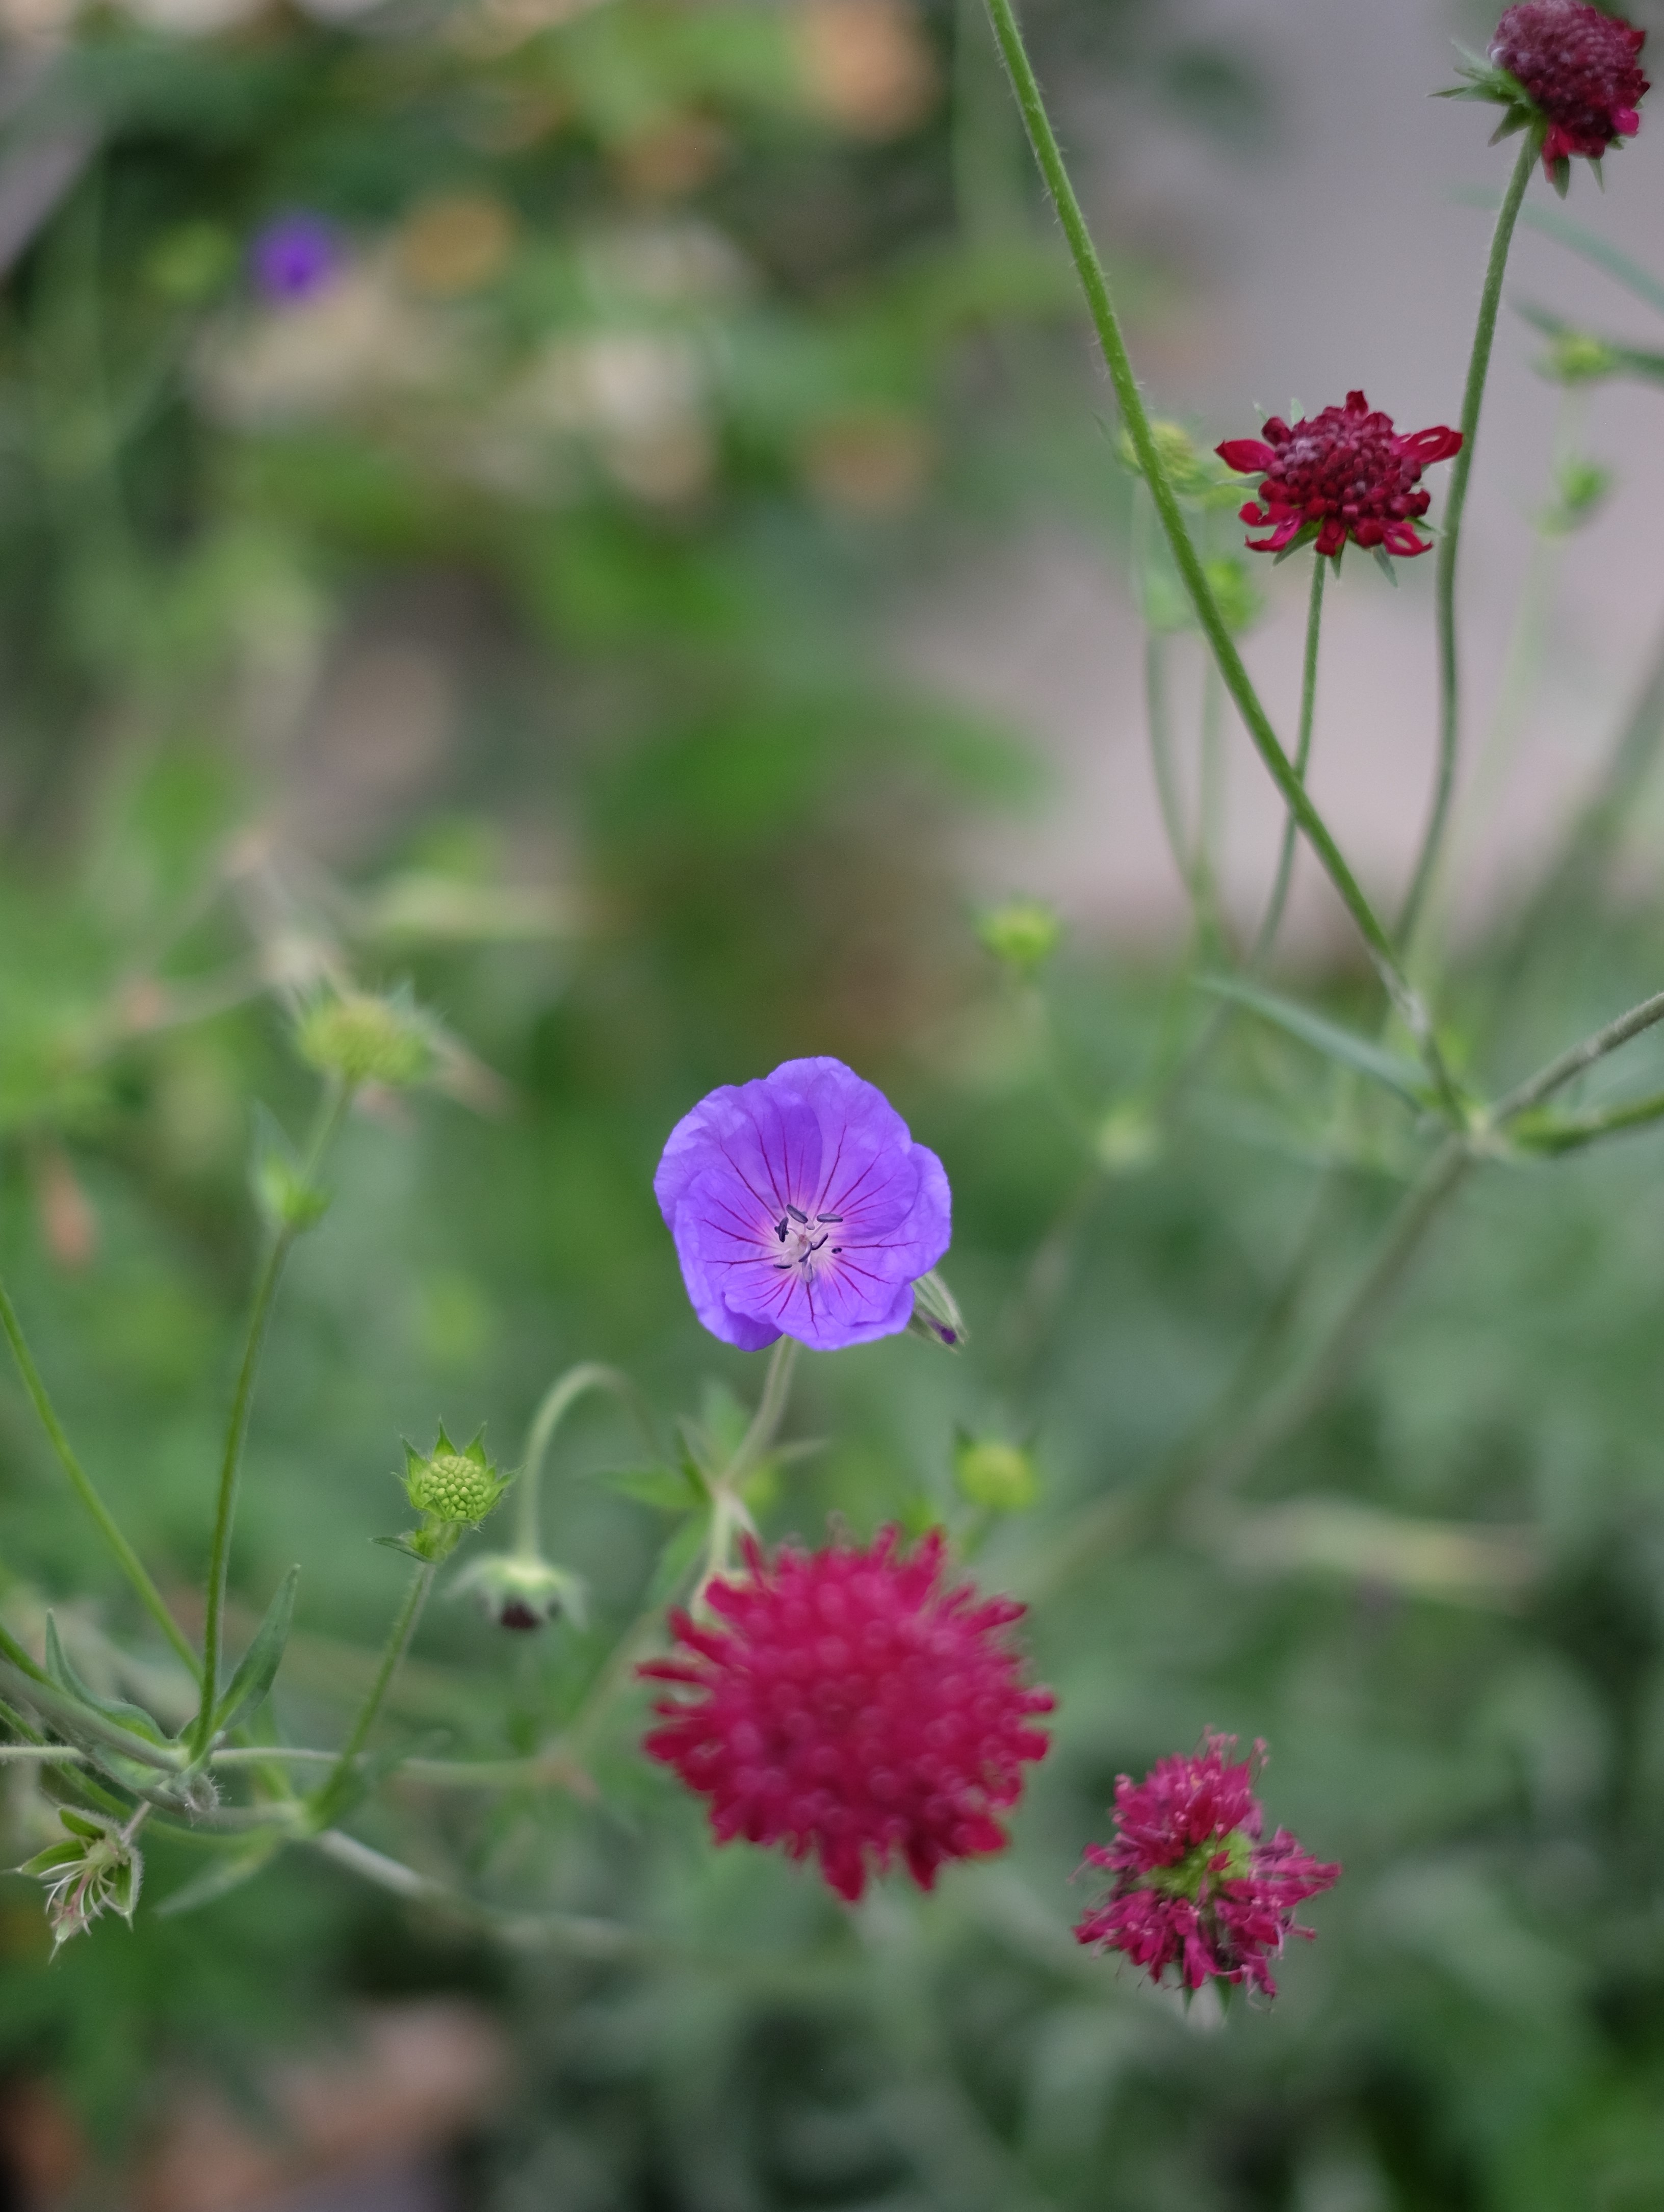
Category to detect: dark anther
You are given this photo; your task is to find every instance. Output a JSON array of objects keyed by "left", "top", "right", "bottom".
[
  {"left": 818, "top": 1213, "right": 843, "bottom": 1225},
  {"left": 787, "top": 1205, "right": 809, "bottom": 1224},
  {"left": 775, "top": 1217, "right": 789, "bottom": 1241}
]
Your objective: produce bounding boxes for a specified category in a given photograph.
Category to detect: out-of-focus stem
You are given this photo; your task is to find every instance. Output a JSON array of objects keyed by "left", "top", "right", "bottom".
[
  {"left": 311, "top": 1561, "right": 434, "bottom": 1823},
  {"left": 1492, "top": 986, "right": 1664, "bottom": 1121},
  {"left": 982, "top": 0, "right": 1405, "bottom": 1000},
  {"left": 1402, "top": 134, "right": 1536, "bottom": 946},
  {"left": 0, "top": 1276, "right": 196, "bottom": 1671},
  {"left": 1252, "top": 556, "right": 1325, "bottom": 966},
  {"left": 514, "top": 1363, "right": 641, "bottom": 1558}
]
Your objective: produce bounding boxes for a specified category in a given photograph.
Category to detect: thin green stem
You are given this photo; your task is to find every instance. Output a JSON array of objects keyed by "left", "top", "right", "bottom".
[
  {"left": 983, "top": 0, "right": 1403, "bottom": 995},
  {"left": 726, "top": 1336, "right": 799, "bottom": 1491},
  {"left": 192, "top": 1081, "right": 350, "bottom": 1760},
  {"left": 311, "top": 1562, "right": 435, "bottom": 1823},
  {"left": 1252, "top": 556, "right": 1326, "bottom": 966},
  {"left": 0, "top": 1276, "right": 196, "bottom": 1671},
  {"left": 1401, "top": 134, "right": 1536, "bottom": 946},
  {"left": 515, "top": 1363, "right": 642, "bottom": 1558},
  {"left": 1144, "top": 632, "right": 1194, "bottom": 900},
  {"left": 1492, "top": 987, "right": 1664, "bottom": 1122},
  {"left": 1510, "top": 1090, "right": 1664, "bottom": 1154}
]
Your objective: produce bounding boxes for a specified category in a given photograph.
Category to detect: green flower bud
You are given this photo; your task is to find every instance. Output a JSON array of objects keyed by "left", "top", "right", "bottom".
[
  {"left": 449, "top": 1550, "right": 588, "bottom": 1631},
  {"left": 907, "top": 1267, "right": 967, "bottom": 1350},
  {"left": 1539, "top": 330, "right": 1619, "bottom": 386},
  {"left": 297, "top": 991, "right": 434, "bottom": 1088},
  {"left": 1095, "top": 1103, "right": 1161, "bottom": 1176},
  {"left": 953, "top": 1434, "right": 1038, "bottom": 1513},
  {"left": 401, "top": 1426, "right": 508, "bottom": 1527},
  {"left": 978, "top": 899, "right": 1061, "bottom": 974}
]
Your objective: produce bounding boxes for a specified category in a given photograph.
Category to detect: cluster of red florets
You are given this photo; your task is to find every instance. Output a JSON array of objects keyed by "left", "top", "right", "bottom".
[
  {"left": 1217, "top": 392, "right": 1463, "bottom": 561},
  {"left": 1492, "top": 0, "right": 1648, "bottom": 173},
  {"left": 641, "top": 1526, "right": 1054, "bottom": 1903},
  {"left": 1073, "top": 1733, "right": 1340, "bottom": 1996}
]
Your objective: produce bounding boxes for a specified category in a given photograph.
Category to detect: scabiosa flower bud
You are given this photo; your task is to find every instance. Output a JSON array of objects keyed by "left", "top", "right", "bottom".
[
  {"left": 1217, "top": 392, "right": 1463, "bottom": 562},
  {"left": 654, "top": 1057, "right": 951, "bottom": 1352},
  {"left": 1074, "top": 1733, "right": 1339, "bottom": 1998},
  {"left": 401, "top": 1427, "right": 508, "bottom": 1529},
  {"left": 1492, "top": 1, "right": 1648, "bottom": 177},
  {"left": 640, "top": 1525, "right": 1054, "bottom": 1902},
  {"left": 296, "top": 990, "right": 435, "bottom": 1089}
]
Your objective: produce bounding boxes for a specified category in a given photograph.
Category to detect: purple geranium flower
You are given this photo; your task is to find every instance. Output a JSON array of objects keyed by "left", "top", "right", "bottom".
[
  {"left": 250, "top": 213, "right": 340, "bottom": 305},
  {"left": 654, "top": 1057, "right": 951, "bottom": 1352}
]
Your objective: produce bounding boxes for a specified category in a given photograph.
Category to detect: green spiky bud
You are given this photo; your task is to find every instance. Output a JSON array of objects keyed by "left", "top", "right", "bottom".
[
  {"left": 402, "top": 1426, "right": 506, "bottom": 1525},
  {"left": 953, "top": 1434, "right": 1038, "bottom": 1513},
  {"left": 297, "top": 990, "right": 434, "bottom": 1088}
]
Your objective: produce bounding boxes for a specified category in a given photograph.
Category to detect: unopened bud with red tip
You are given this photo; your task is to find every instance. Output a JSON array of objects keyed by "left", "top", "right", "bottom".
[
  {"left": 449, "top": 1549, "right": 587, "bottom": 1631},
  {"left": 907, "top": 1267, "right": 966, "bottom": 1350}
]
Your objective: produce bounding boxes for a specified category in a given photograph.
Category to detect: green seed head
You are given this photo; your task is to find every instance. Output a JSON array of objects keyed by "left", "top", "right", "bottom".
[
  {"left": 402, "top": 1426, "right": 506, "bottom": 1526},
  {"left": 297, "top": 992, "right": 434, "bottom": 1088}
]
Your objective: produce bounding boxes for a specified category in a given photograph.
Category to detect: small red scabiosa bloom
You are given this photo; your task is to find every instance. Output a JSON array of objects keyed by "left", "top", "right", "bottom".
[
  {"left": 1218, "top": 392, "right": 1463, "bottom": 562},
  {"left": 1074, "top": 1733, "right": 1339, "bottom": 1998},
  {"left": 1492, "top": 1, "right": 1648, "bottom": 177},
  {"left": 640, "top": 1525, "right": 1054, "bottom": 1903}
]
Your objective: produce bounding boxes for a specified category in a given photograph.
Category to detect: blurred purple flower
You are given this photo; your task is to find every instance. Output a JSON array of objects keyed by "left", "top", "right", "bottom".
[
  {"left": 250, "top": 213, "right": 340, "bottom": 304},
  {"left": 654, "top": 1056, "right": 951, "bottom": 1352}
]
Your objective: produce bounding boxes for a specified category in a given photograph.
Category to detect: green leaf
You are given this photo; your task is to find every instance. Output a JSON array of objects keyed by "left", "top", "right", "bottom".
[
  {"left": 17, "top": 1842, "right": 83, "bottom": 1878},
  {"left": 1198, "top": 976, "right": 1435, "bottom": 1106},
  {"left": 591, "top": 1464, "right": 700, "bottom": 1513},
  {"left": 157, "top": 1840, "right": 284, "bottom": 1918},
  {"left": 212, "top": 1566, "right": 299, "bottom": 1739},
  {"left": 643, "top": 1513, "right": 712, "bottom": 1611},
  {"left": 44, "top": 1617, "right": 170, "bottom": 1746},
  {"left": 0, "top": 1662, "right": 180, "bottom": 1771}
]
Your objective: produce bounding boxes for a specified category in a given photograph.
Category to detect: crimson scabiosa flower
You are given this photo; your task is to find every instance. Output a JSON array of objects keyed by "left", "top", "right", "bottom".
[
  {"left": 1074, "top": 1733, "right": 1339, "bottom": 1998},
  {"left": 654, "top": 1057, "right": 951, "bottom": 1352},
  {"left": 1445, "top": 3, "right": 1647, "bottom": 189},
  {"left": 640, "top": 1525, "right": 1054, "bottom": 1902},
  {"left": 1218, "top": 392, "right": 1463, "bottom": 562}
]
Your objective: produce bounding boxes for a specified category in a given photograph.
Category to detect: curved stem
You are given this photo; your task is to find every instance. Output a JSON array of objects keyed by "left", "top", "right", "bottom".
[
  {"left": 1401, "top": 134, "right": 1536, "bottom": 946},
  {"left": 1252, "top": 555, "right": 1326, "bottom": 966},
  {"left": 193, "top": 1080, "right": 351, "bottom": 1760},
  {"left": 725, "top": 1336, "right": 798, "bottom": 1491},
  {"left": 1492, "top": 986, "right": 1664, "bottom": 1122},
  {"left": 983, "top": 0, "right": 1402, "bottom": 994},
  {"left": 311, "top": 1560, "right": 434, "bottom": 1824},
  {"left": 514, "top": 1363, "right": 644, "bottom": 1558},
  {"left": 0, "top": 1275, "right": 196, "bottom": 1671}
]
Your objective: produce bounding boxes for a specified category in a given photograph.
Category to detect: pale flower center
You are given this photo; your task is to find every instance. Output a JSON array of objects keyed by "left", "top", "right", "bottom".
[{"left": 769, "top": 1203, "right": 846, "bottom": 1279}]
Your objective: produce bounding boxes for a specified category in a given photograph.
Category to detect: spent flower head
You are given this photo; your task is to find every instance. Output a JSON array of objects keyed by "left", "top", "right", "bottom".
[
  {"left": 641, "top": 1524, "right": 1054, "bottom": 1902},
  {"left": 1074, "top": 1733, "right": 1339, "bottom": 1998},
  {"left": 19, "top": 1810, "right": 143, "bottom": 1951},
  {"left": 1443, "top": 3, "right": 1648, "bottom": 190},
  {"left": 450, "top": 1548, "right": 587, "bottom": 1630},
  {"left": 1218, "top": 391, "right": 1462, "bottom": 563},
  {"left": 654, "top": 1057, "right": 951, "bottom": 1352}
]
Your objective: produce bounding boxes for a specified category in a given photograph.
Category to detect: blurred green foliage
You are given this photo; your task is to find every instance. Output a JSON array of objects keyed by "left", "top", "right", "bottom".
[{"left": 1, "top": 2, "right": 1662, "bottom": 2210}]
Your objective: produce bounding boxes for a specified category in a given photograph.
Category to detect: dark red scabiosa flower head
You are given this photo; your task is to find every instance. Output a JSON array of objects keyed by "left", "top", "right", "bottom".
[
  {"left": 1074, "top": 1733, "right": 1339, "bottom": 1998},
  {"left": 1492, "top": 1, "right": 1648, "bottom": 177},
  {"left": 1217, "top": 392, "right": 1463, "bottom": 562},
  {"left": 640, "top": 1525, "right": 1054, "bottom": 1903}
]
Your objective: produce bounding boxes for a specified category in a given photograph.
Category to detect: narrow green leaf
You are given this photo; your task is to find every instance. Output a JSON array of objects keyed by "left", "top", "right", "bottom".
[
  {"left": 212, "top": 1566, "right": 299, "bottom": 1739},
  {"left": 156, "top": 1840, "right": 283, "bottom": 1918},
  {"left": 644, "top": 1513, "right": 711, "bottom": 1610},
  {"left": 591, "top": 1465, "right": 699, "bottom": 1513},
  {"left": 43, "top": 1617, "right": 170, "bottom": 1746},
  {"left": 0, "top": 1662, "right": 179, "bottom": 1771},
  {"left": 1198, "top": 976, "right": 1434, "bottom": 1105}
]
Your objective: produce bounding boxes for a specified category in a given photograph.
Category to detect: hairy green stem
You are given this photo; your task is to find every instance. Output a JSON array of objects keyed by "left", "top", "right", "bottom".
[
  {"left": 311, "top": 1561, "right": 434, "bottom": 1823},
  {"left": 193, "top": 1081, "right": 350, "bottom": 1760},
  {"left": 1252, "top": 555, "right": 1326, "bottom": 966},
  {"left": 983, "top": 0, "right": 1403, "bottom": 995},
  {"left": 0, "top": 1276, "right": 196, "bottom": 1670},
  {"left": 1492, "top": 987, "right": 1664, "bottom": 1122},
  {"left": 726, "top": 1335, "right": 799, "bottom": 1492},
  {"left": 1401, "top": 134, "right": 1536, "bottom": 945}
]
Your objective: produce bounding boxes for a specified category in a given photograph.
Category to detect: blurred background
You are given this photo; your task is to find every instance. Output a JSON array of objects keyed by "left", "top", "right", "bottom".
[{"left": 2, "top": 0, "right": 1664, "bottom": 2205}]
